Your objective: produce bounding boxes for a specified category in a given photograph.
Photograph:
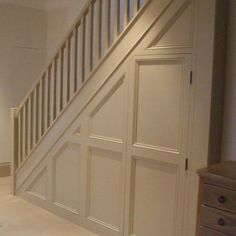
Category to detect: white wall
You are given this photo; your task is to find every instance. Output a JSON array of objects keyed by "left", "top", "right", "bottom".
[
  {"left": 0, "top": 3, "right": 46, "bottom": 163},
  {"left": 67, "top": 0, "right": 87, "bottom": 25},
  {"left": 221, "top": 0, "right": 236, "bottom": 161},
  {"left": 46, "top": 6, "right": 68, "bottom": 61}
]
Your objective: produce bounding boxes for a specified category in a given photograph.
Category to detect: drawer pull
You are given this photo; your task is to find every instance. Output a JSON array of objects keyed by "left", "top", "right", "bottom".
[
  {"left": 217, "top": 218, "right": 225, "bottom": 226},
  {"left": 218, "top": 196, "right": 226, "bottom": 203}
]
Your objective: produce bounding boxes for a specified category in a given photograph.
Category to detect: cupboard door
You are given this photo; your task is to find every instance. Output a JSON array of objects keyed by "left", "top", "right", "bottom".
[{"left": 125, "top": 55, "right": 192, "bottom": 236}]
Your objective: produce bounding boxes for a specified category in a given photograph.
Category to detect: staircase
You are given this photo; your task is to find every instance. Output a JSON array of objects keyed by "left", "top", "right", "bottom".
[
  {"left": 11, "top": 0, "right": 225, "bottom": 236},
  {"left": 12, "top": 0, "right": 148, "bottom": 172}
]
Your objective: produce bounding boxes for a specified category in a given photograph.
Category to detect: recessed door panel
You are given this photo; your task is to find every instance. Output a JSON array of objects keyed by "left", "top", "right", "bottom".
[
  {"left": 53, "top": 143, "right": 81, "bottom": 213},
  {"left": 87, "top": 148, "right": 122, "bottom": 231},
  {"left": 135, "top": 59, "right": 184, "bottom": 152},
  {"left": 131, "top": 158, "right": 178, "bottom": 236}
]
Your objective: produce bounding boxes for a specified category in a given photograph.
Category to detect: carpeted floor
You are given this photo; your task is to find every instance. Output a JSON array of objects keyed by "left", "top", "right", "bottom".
[{"left": 0, "top": 177, "right": 98, "bottom": 236}]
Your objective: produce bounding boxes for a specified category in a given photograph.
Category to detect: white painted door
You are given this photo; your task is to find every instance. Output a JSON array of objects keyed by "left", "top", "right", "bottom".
[{"left": 124, "top": 54, "right": 192, "bottom": 236}]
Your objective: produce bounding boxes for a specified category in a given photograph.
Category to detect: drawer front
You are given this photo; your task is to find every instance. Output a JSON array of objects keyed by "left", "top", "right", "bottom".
[
  {"left": 203, "top": 184, "right": 236, "bottom": 213},
  {"left": 200, "top": 226, "right": 229, "bottom": 236},
  {"left": 201, "top": 206, "right": 236, "bottom": 236}
]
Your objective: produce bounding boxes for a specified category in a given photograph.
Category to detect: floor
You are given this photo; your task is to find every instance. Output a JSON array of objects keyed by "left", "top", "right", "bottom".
[{"left": 0, "top": 177, "right": 98, "bottom": 236}]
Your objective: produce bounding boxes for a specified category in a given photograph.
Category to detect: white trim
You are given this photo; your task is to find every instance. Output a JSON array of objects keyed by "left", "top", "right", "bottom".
[
  {"left": 0, "top": 0, "right": 75, "bottom": 11},
  {"left": 0, "top": 162, "right": 11, "bottom": 177}
]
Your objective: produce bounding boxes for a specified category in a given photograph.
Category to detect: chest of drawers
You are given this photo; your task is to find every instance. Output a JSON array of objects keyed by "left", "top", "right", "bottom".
[{"left": 197, "top": 161, "right": 236, "bottom": 236}]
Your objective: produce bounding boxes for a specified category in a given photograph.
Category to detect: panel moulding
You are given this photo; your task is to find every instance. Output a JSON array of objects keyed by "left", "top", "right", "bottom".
[
  {"left": 128, "top": 156, "right": 179, "bottom": 236},
  {"left": 148, "top": 1, "right": 193, "bottom": 50},
  {"left": 26, "top": 167, "right": 48, "bottom": 201},
  {"left": 88, "top": 77, "right": 125, "bottom": 143},
  {"left": 86, "top": 147, "right": 123, "bottom": 232},
  {"left": 132, "top": 57, "right": 185, "bottom": 154},
  {"left": 52, "top": 142, "right": 81, "bottom": 215}
]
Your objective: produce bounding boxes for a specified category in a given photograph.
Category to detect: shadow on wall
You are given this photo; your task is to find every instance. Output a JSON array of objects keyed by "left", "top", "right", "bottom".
[{"left": 221, "top": 0, "right": 236, "bottom": 161}]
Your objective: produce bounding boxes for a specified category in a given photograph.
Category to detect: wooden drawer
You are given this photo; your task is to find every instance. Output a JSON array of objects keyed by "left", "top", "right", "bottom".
[
  {"left": 200, "top": 226, "right": 229, "bottom": 236},
  {"left": 201, "top": 206, "right": 236, "bottom": 236},
  {"left": 203, "top": 184, "right": 236, "bottom": 213}
]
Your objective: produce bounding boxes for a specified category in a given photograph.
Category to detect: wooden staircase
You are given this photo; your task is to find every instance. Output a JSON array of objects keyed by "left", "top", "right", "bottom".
[{"left": 11, "top": 1, "right": 226, "bottom": 236}]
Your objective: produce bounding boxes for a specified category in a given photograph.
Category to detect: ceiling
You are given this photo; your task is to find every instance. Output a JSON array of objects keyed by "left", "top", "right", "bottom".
[{"left": 0, "top": 0, "right": 70, "bottom": 10}]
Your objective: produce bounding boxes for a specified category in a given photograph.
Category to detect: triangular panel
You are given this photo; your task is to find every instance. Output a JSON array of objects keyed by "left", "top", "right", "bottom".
[
  {"left": 26, "top": 168, "right": 47, "bottom": 200},
  {"left": 73, "top": 126, "right": 81, "bottom": 136},
  {"left": 90, "top": 78, "right": 125, "bottom": 142},
  {"left": 150, "top": 4, "right": 192, "bottom": 49},
  {"left": 53, "top": 142, "right": 81, "bottom": 213}
]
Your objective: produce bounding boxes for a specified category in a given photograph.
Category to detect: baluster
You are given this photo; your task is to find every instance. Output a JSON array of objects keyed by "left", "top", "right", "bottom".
[
  {"left": 35, "top": 82, "right": 44, "bottom": 143},
  {"left": 24, "top": 100, "right": 29, "bottom": 158},
  {"left": 57, "top": 52, "right": 62, "bottom": 114},
  {"left": 128, "top": 0, "right": 134, "bottom": 20},
  {"left": 47, "top": 66, "right": 51, "bottom": 129},
  {"left": 18, "top": 109, "right": 22, "bottom": 165},
  {"left": 114, "top": 0, "right": 120, "bottom": 39},
  {"left": 68, "top": 29, "right": 76, "bottom": 98},
  {"left": 123, "top": 0, "right": 129, "bottom": 27},
  {"left": 29, "top": 92, "right": 33, "bottom": 151},
  {"left": 75, "top": 24, "right": 82, "bottom": 90},
  {"left": 133, "top": 0, "right": 140, "bottom": 15},
  {"left": 60, "top": 48, "right": 64, "bottom": 112},
  {"left": 11, "top": 108, "right": 18, "bottom": 172},
  {"left": 109, "top": 0, "right": 114, "bottom": 45},
  {"left": 63, "top": 43, "right": 68, "bottom": 106},
  {"left": 32, "top": 89, "right": 36, "bottom": 148},
  {"left": 84, "top": 8, "right": 91, "bottom": 80},
  {"left": 46, "top": 65, "right": 51, "bottom": 130},
  {"left": 27, "top": 100, "right": 31, "bottom": 155},
  {"left": 40, "top": 77, "right": 45, "bottom": 136},
  {"left": 79, "top": 17, "right": 86, "bottom": 83},
  {"left": 104, "top": 0, "right": 111, "bottom": 51},
  {"left": 50, "top": 62, "right": 55, "bottom": 125},
  {"left": 53, "top": 57, "right": 58, "bottom": 120},
  {"left": 22, "top": 105, "right": 26, "bottom": 161},
  {"left": 43, "top": 74, "right": 48, "bottom": 133},
  {"left": 84, "top": 12, "right": 89, "bottom": 79},
  {"left": 96, "top": 0, "right": 102, "bottom": 62},
  {"left": 34, "top": 82, "right": 38, "bottom": 143},
  {"left": 88, "top": 2, "right": 94, "bottom": 73},
  {"left": 74, "top": 28, "right": 78, "bottom": 94},
  {"left": 66, "top": 39, "right": 71, "bottom": 103},
  {"left": 28, "top": 97, "right": 31, "bottom": 154}
]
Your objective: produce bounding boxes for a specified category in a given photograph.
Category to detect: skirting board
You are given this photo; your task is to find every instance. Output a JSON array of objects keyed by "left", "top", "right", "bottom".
[{"left": 0, "top": 163, "right": 10, "bottom": 177}]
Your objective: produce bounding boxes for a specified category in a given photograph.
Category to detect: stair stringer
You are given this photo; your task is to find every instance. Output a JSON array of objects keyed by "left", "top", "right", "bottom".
[{"left": 15, "top": 0, "right": 194, "bottom": 236}]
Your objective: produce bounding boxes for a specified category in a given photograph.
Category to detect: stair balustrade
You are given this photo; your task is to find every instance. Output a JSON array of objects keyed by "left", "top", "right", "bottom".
[{"left": 11, "top": 0, "right": 148, "bottom": 171}]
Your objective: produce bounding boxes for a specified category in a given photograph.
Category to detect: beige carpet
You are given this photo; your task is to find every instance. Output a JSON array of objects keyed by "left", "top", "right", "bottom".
[{"left": 0, "top": 177, "right": 98, "bottom": 236}]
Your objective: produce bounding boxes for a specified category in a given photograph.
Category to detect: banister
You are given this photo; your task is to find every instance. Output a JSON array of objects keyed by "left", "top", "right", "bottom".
[
  {"left": 14, "top": 0, "right": 148, "bottom": 170},
  {"left": 16, "top": 0, "right": 93, "bottom": 113}
]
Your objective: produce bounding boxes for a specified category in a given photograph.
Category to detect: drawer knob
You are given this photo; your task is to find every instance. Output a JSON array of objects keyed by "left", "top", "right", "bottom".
[
  {"left": 218, "top": 196, "right": 226, "bottom": 203},
  {"left": 217, "top": 218, "right": 225, "bottom": 226}
]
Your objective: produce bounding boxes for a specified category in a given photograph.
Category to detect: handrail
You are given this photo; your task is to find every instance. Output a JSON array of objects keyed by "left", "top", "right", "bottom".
[{"left": 14, "top": 0, "right": 147, "bottom": 170}]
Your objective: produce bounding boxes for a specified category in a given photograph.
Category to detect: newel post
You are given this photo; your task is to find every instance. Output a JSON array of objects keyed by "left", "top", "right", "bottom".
[{"left": 11, "top": 108, "right": 18, "bottom": 195}]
